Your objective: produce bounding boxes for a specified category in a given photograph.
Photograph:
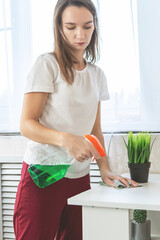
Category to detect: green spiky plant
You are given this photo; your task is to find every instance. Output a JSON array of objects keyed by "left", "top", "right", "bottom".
[
  {"left": 133, "top": 209, "right": 147, "bottom": 223},
  {"left": 123, "top": 132, "right": 156, "bottom": 164}
]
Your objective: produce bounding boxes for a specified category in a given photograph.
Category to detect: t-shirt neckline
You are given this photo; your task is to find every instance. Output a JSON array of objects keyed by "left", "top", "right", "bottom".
[{"left": 74, "top": 62, "right": 88, "bottom": 73}]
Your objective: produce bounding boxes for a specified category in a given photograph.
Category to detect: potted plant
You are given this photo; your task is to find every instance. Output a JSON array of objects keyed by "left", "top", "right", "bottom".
[
  {"left": 130, "top": 209, "right": 151, "bottom": 240},
  {"left": 123, "top": 132, "right": 156, "bottom": 183}
]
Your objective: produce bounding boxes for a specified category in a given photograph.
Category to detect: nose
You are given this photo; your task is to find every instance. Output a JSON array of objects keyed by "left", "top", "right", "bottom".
[{"left": 75, "top": 27, "right": 85, "bottom": 39}]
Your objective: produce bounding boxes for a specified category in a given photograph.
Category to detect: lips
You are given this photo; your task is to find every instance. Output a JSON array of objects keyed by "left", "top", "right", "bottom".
[{"left": 76, "top": 42, "right": 86, "bottom": 45}]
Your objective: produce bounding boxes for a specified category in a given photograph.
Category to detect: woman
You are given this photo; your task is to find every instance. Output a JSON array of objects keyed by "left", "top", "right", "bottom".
[{"left": 13, "top": 0, "right": 137, "bottom": 239}]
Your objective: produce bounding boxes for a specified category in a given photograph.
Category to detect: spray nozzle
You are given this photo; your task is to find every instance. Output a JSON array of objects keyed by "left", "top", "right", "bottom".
[{"left": 84, "top": 135, "right": 106, "bottom": 162}]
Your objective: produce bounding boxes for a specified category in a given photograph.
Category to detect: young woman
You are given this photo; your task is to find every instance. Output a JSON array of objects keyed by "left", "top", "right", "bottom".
[{"left": 13, "top": 0, "right": 137, "bottom": 239}]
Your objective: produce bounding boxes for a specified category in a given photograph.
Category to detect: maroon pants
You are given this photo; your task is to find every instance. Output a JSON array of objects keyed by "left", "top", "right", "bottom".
[{"left": 13, "top": 162, "right": 90, "bottom": 240}]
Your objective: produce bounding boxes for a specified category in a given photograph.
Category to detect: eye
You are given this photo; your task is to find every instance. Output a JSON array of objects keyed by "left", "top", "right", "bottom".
[
  {"left": 84, "top": 26, "right": 92, "bottom": 29},
  {"left": 66, "top": 27, "right": 76, "bottom": 30}
]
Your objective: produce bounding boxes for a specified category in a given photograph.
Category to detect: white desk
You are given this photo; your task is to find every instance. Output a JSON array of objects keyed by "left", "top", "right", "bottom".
[{"left": 68, "top": 174, "right": 160, "bottom": 240}]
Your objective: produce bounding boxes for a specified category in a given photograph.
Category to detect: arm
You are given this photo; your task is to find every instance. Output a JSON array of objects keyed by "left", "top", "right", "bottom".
[
  {"left": 91, "top": 102, "right": 111, "bottom": 172},
  {"left": 20, "top": 92, "right": 64, "bottom": 146},
  {"left": 91, "top": 102, "right": 138, "bottom": 187},
  {"left": 20, "top": 92, "right": 101, "bottom": 162}
]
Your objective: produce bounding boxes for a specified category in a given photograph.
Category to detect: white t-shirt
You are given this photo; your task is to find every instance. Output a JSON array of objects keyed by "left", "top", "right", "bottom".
[{"left": 23, "top": 53, "right": 110, "bottom": 178}]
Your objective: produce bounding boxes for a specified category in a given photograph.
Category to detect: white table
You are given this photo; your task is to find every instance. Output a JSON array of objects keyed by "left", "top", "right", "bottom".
[{"left": 68, "top": 174, "right": 160, "bottom": 240}]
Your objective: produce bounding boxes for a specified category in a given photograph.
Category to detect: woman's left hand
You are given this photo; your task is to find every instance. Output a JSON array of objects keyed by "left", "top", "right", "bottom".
[{"left": 101, "top": 170, "right": 138, "bottom": 188}]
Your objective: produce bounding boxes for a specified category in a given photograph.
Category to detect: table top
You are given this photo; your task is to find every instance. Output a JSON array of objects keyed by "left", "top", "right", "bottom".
[{"left": 68, "top": 174, "right": 160, "bottom": 211}]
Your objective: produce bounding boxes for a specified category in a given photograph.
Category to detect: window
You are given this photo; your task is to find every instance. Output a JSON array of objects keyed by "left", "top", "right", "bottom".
[
  {"left": 0, "top": 0, "right": 160, "bottom": 132},
  {"left": 98, "top": 0, "right": 140, "bottom": 132},
  {"left": 0, "top": 0, "right": 32, "bottom": 131},
  {"left": 98, "top": 0, "right": 160, "bottom": 132},
  {"left": 0, "top": 0, "right": 55, "bottom": 132},
  {"left": 0, "top": 0, "right": 13, "bottom": 131}
]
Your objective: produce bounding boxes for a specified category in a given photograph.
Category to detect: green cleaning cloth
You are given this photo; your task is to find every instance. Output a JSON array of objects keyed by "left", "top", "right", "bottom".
[{"left": 99, "top": 180, "right": 143, "bottom": 189}]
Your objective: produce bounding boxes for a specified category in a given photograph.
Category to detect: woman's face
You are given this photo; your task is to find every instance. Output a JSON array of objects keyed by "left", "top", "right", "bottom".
[{"left": 61, "top": 6, "right": 95, "bottom": 54}]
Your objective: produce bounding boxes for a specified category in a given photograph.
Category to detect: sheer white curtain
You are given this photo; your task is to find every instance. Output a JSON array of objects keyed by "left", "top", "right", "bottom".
[
  {"left": 98, "top": 0, "right": 140, "bottom": 132},
  {"left": 0, "top": 0, "right": 55, "bottom": 132},
  {"left": 0, "top": 0, "right": 160, "bottom": 132},
  {"left": 98, "top": 0, "right": 160, "bottom": 132},
  {"left": 136, "top": 0, "right": 160, "bottom": 132},
  {"left": 0, "top": 0, "right": 33, "bottom": 131}
]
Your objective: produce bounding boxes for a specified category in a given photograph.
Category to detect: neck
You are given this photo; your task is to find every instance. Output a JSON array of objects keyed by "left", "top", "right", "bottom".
[
  {"left": 73, "top": 59, "right": 86, "bottom": 71},
  {"left": 72, "top": 50, "right": 86, "bottom": 70}
]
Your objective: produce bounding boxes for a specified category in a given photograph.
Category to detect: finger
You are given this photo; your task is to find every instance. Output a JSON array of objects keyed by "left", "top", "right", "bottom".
[
  {"left": 81, "top": 155, "right": 90, "bottom": 160},
  {"left": 90, "top": 147, "right": 101, "bottom": 160},
  {"left": 76, "top": 156, "right": 89, "bottom": 162},
  {"left": 121, "top": 179, "right": 130, "bottom": 187},
  {"left": 76, "top": 157, "right": 84, "bottom": 162},
  {"left": 125, "top": 178, "right": 139, "bottom": 187},
  {"left": 103, "top": 178, "right": 114, "bottom": 188},
  {"left": 81, "top": 155, "right": 87, "bottom": 160},
  {"left": 84, "top": 138, "right": 101, "bottom": 160},
  {"left": 118, "top": 177, "right": 138, "bottom": 188},
  {"left": 116, "top": 177, "right": 130, "bottom": 188}
]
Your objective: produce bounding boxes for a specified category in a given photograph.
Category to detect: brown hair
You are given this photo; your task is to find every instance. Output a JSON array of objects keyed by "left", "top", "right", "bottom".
[{"left": 53, "top": 0, "right": 99, "bottom": 84}]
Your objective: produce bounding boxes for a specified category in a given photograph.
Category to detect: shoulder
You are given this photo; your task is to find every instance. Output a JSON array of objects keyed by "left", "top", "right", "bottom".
[
  {"left": 87, "top": 63, "right": 110, "bottom": 101},
  {"left": 33, "top": 52, "right": 60, "bottom": 78},
  {"left": 37, "top": 52, "right": 59, "bottom": 68},
  {"left": 87, "top": 62, "right": 105, "bottom": 76},
  {"left": 39, "top": 52, "right": 57, "bottom": 62},
  {"left": 25, "top": 53, "right": 60, "bottom": 93}
]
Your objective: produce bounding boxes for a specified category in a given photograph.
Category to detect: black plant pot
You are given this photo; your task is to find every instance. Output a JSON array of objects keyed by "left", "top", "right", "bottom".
[{"left": 128, "top": 162, "right": 151, "bottom": 183}]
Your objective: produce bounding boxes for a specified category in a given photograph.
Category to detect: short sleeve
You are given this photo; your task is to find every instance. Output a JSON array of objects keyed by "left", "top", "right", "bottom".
[
  {"left": 25, "top": 54, "right": 57, "bottom": 94},
  {"left": 99, "top": 69, "right": 110, "bottom": 101}
]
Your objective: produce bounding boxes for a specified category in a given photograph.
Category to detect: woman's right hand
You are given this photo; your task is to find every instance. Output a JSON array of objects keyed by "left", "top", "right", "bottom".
[{"left": 61, "top": 133, "right": 101, "bottom": 162}]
